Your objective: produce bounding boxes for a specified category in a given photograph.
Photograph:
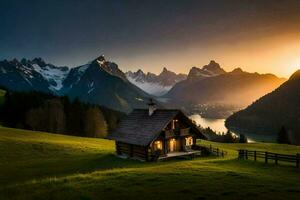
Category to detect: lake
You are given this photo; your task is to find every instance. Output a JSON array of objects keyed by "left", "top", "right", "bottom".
[
  {"left": 190, "top": 114, "right": 263, "bottom": 143},
  {"left": 189, "top": 114, "right": 228, "bottom": 134}
]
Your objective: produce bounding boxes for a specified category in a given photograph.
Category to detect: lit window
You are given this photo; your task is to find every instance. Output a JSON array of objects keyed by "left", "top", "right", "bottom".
[
  {"left": 171, "top": 119, "right": 178, "bottom": 129},
  {"left": 154, "top": 140, "right": 162, "bottom": 151},
  {"left": 185, "top": 137, "right": 193, "bottom": 146}
]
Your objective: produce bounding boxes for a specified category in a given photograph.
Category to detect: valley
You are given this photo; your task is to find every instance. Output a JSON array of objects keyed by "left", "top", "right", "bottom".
[
  {"left": 0, "top": 56, "right": 294, "bottom": 142},
  {"left": 0, "top": 57, "right": 285, "bottom": 117}
]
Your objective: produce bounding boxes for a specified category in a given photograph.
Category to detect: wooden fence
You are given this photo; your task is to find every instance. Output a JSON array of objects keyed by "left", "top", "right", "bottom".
[
  {"left": 193, "top": 144, "right": 227, "bottom": 157},
  {"left": 238, "top": 149, "right": 300, "bottom": 168},
  {"left": 208, "top": 145, "right": 227, "bottom": 157}
]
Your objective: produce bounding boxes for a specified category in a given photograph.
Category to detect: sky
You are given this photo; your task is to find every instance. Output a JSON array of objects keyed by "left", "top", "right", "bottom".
[{"left": 1, "top": 0, "right": 300, "bottom": 78}]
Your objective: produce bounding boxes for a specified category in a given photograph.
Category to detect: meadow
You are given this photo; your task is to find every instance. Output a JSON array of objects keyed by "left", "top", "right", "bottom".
[{"left": 1, "top": 126, "right": 300, "bottom": 200}]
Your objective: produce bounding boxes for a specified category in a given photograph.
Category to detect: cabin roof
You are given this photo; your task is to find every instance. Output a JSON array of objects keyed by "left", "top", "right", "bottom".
[{"left": 107, "top": 109, "right": 205, "bottom": 146}]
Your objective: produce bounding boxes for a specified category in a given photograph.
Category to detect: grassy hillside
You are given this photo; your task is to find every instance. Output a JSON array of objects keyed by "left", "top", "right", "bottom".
[{"left": 1, "top": 126, "right": 300, "bottom": 200}]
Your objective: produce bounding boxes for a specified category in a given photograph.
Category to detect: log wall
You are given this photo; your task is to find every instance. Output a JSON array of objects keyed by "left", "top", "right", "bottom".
[{"left": 116, "top": 141, "right": 149, "bottom": 161}]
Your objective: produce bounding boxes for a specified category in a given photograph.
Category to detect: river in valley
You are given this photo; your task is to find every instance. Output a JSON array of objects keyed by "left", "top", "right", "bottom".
[{"left": 189, "top": 114, "right": 259, "bottom": 142}]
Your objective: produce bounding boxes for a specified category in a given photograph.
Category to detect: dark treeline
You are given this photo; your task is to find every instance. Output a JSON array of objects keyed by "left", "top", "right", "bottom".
[{"left": 0, "top": 91, "right": 125, "bottom": 138}]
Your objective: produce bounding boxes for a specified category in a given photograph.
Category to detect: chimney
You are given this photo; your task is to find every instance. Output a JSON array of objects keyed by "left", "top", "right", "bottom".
[{"left": 148, "top": 99, "right": 156, "bottom": 116}]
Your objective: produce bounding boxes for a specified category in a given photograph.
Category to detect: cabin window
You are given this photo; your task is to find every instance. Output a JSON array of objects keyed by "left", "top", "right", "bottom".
[
  {"left": 171, "top": 119, "right": 178, "bottom": 129},
  {"left": 153, "top": 140, "right": 162, "bottom": 151},
  {"left": 185, "top": 137, "right": 193, "bottom": 146}
]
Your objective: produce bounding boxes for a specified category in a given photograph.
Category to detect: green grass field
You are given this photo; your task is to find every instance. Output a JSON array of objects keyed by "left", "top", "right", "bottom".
[{"left": 1, "top": 126, "right": 300, "bottom": 200}]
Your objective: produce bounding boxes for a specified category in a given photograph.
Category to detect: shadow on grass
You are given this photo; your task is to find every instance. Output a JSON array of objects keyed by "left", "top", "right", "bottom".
[
  {"left": 2, "top": 154, "right": 300, "bottom": 200},
  {"left": 209, "top": 157, "right": 300, "bottom": 173},
  {"left": 1, "top": 153, "right": 143, "bottom": 187},
  {"left": 5, "top": 150, "right": 298, "bottom": 189},
  {"left": 1, "top": 152, "right": 229, "bottom": 187},
  {"left": 1, "top": 153, "right": 196, "bottom": 186}
]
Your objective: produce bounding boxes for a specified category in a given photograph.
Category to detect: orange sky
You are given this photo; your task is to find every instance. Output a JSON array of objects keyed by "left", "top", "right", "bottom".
[
  {"left": 2, "top": 0, "right": 300, "bottom": 79},
  {"left": 118, "top": 31, "right": 300, "bottom": 78}
]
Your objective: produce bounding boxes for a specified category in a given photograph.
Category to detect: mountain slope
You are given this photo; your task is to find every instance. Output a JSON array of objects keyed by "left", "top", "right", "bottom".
[
  {"left": 225, "top": 70, "right": 300, "bottom": 144},
  {"left": 66, "top": 55, "right": 150, "bottom": 112},
  {"left": 165, "top": 61, "right": 286, "bottom": 117},
  {"left": 187, "top": 60, "right": 226, "bottom": 81},
  {"left": 0, "top": 58, "right": 69, "bottom": 94},
  {"left": 0, "top": 56, "right": 151, "bottom": 113},
  {"left": 126, "top": 68, "right": 187, "bottom": 96}
]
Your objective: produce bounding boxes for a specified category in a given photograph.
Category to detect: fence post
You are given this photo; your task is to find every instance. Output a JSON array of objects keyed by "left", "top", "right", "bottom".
[
  {"left": 265, "top": 152, "right": 268, "bottom": 163},
  {"left": 242, "top": 150, "right": 245, "bottom": 159},
  {"left": 275, "top": 154, "right": 278, "bottom": 165},
  {"left": 254, "top": 151, "right": 257, "bottom": 161},
  {"left": 217, "top": 148, "right": 219, "bottom": 156},
  {"left": 221, "top": 151, "right": 224, "bottom": 157},
  {"left": 245, "top": 150, "right": 248, "bottom": 160},
  {"left": 210, "top": 145, "right": 212, "bottom": 152},
  {"left": 297, "top": 154, "right": 300, "bottom": 168}
]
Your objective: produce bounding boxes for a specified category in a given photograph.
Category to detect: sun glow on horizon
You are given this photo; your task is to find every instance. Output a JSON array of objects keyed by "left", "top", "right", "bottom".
[{"left": 121, "top": 31, "right": 300, "bottom": 79}]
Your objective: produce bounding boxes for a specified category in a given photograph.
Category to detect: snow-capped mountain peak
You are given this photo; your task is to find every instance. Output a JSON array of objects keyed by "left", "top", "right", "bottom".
[
  {"left": 187, "top": 60, "right": 226, "bottom": 80},
  {"left": 0, "top": 58, "right": 69, "bottom": 93},
  {"left": 61, "top": 55, "right": 129, "bottom": 95},
  {"left": 0, "top": 55, "right": 150, "bottom": 113},
  {"left": 32, "top": 62, "right": 69, "bottom": 91},
  {"left": 96, "top": 54, "right": 106, "bottom": 65},
  {"left": 126, "top": 68, "right": 187, "bottom": 96},
  {"left": 93, "top": 54, "right": 127, "bottom": 81}
]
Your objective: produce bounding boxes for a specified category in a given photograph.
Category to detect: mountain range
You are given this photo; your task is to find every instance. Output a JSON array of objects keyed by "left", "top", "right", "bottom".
[
  {"left": 225, "top": 70, "right": 300, "bottom": 144},
  {"left": 164, "top": 61, "right": 286, "bottom": 117},
  {"left": 0, "top": 58, "right": 69, "bottom": 94},
  {"left": 126, "top": 68, "right": 186, "bottom": 96},
  {"left": 0, "top": 55, "right": 150, "bottom": 112},
  {"left": 0, "top": 56, "right": 288, "bottom": 117}
]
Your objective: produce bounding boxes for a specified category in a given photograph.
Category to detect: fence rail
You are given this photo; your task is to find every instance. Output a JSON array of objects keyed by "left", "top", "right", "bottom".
[
  {"left": 238, "top": 149, "right": 300, "bottom": 168},
  {"left": 194, "top": 144, "right": 227, "bottom": 157},
  {"left": 209, "top": 145, "right": 227, "bottom": 157}
]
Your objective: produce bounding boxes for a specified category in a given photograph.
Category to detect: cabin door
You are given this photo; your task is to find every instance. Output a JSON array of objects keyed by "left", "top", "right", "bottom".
[{"left": 169, "top": 138, "right": 179, "bottom": 152}]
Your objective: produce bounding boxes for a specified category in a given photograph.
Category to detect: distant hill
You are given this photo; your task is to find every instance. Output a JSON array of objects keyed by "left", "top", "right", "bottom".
[
  {"left": 225, "top": 70, "right": 300, "bottom": 144},
  {"left": 165, "top": 61, "right": 286, "bottom": 117},
  {"left": 126, "top": 68, "right": 187, "bottom": 96},
  {"left": 0, "top": 55, "right": 151, "bottom": 113}
]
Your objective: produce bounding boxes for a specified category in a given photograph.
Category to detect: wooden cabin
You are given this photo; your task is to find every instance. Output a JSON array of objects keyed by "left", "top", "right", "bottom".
[{"left": 108, "top": 102, "right": 206, "bottom": 161}]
